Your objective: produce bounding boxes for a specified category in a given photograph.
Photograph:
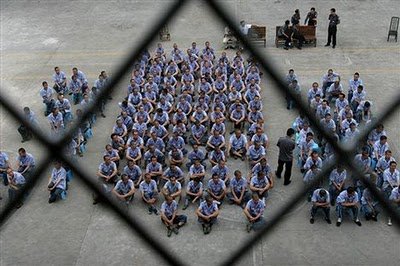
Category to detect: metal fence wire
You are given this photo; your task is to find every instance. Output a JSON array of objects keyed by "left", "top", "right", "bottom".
[{"left": 0, "top": 0, "right": 399, "bottom": 265}]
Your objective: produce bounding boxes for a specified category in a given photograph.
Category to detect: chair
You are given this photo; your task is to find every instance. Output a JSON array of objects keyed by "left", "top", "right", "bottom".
[
  {"left": 159, "top": 24, "right": 171, "bottom": 41},
  {"left": 387, "top": 17, "right": 399, "bottom": 42}
]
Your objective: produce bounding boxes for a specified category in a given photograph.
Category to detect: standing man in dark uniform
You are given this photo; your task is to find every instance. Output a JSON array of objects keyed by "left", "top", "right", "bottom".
[
  {"left": 304, "top": 7, "right": 318, "bottom": 26},
  {"left": 276, "top": 128, "right": 296, "bottom": 186},
  {"left": 325, "top": 8, "right": 340, "bottom": 48}
]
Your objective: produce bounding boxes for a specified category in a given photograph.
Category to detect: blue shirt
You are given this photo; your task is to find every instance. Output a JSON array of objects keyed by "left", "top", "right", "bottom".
[
  {"left": 336, "top": 190, "right": 359, "bottom": 205},
  {"left": 250, "top": 176, "right": 269, "bottom": 188},
  {"left": 146, "top": 137, "right": 165, "bottom": 151},
  {"left": 188, "top": 150, "right": 205, "bottom": 162},
  {"left": 163, "top": 181, "right": 182, "bottom": 194},
  {"left": 40, "top": 87, "right": 54, "bottom": 101},
  {"left": 230, "top": 177, "right": 247, "bottom": 194},
  {"left": 74, "top": 70, "right": 88, "bottom": 85},
  {"left": 382, "top": 169, "right": 400, "bottom": 189},
  {"left": 139, "top": 180, "right": 157, "bottom": 197},
  {"left": 198, "top": 201, "right": 219, "bottom": 216},
  {"left": 53, "top": 71, "right": 67, "bottom": 85},
  {"left": 191, "top": 125, "right": 206, "bottom": 139},
  {"left": 329, "top": 169, "right": 347, "bottom": 185},
  {"left": 208, "top": 135, "right": 225, "bottom": 147},
  {"left": 48, "top": 112, "right": 64, "bottom": 131},
  {"left": 123, "top": 165, "right": 142, "bottom": 181},
  {"left": 246, "top": 199, "right": 265, "bottom": 217},
  {"left": 311, "top": 188, "right": 330, "bottom": 203},
  {"left": 98, "top": 162, "right": 117, "bottom": 176},
  {"left": 168, "top": 136, "right": 185, "bottom": 150},
  {"left": 16, "top": 153, "right": 35, "bottom": 168},
  {"left": 208, "top": 179, "right": 226, "bottom": 195},
  {"left": 146, "top": 162, "right": 162, "bottom": 173},
  {"left": 50, "top": 167, "right": 67, "bottom": 190},
  {"left": 248, "top": 145, "right": 266, "bottom": 160},
  {"left": 187, "top": 180, "right": 203, "bottom": 193},
  {"left": 8, "top": 171, "right": 26, "bottom": 185},
  {"left": 389, "top": 187, "right": 400, "bottom": 201},
  {"left": 211, "top": 165, "right": 228, "bottom": 181},
  {"left": 229, "top": 134, "right": 247, "bottom": 150},
  {"left": 161, "top": 200, "right": 178, "bottom": 218},
  {"left": 189, "top": 164, "right": 205, "bottom": 175},
  {"left": 115, "top": 180, "right": 134, "bottom": 194},
  {"left": 252, "top": 163, "right": 272, "bottom": 177},
  {"left": 164, "top": 167, "right": 183, "bottom": 179},
  {"left": 0, "top": 152, "right": 10, "bottom": 168}
]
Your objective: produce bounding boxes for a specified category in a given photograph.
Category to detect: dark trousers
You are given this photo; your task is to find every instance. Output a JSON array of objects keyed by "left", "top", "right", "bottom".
[
  {"left": 276, "top": 159, "right": 293, "bottom": 184},
  {"left": 327, "top": 25, "right": 337, "bottom": 46},
  {"left": 49, "top": 188, "right": 64, "bottom": 203},
  {"left": 293, "top": 33, "right": 305, "bottom": 48},
  {"left": 311, "top": 206, "right": 331, "bottom": 219},
  {"left": 283, "top": 35, "right": 291, "bottom": 47},
  {"left": 18, "top": 125, "right": 33, "bottom": 141}
]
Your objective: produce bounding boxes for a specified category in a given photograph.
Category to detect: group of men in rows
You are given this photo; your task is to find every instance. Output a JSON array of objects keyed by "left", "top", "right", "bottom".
[
  {"left": 282, "top": 68, "right": 399, "bottom": 226},
  {"left": 92, "top": 41, "right": 274, "bottom": 235}
]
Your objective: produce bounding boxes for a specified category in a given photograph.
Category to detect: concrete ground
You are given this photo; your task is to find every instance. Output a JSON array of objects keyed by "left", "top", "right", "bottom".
[{"left": 0, "top": 0, "right": 399, "bottom": 265}]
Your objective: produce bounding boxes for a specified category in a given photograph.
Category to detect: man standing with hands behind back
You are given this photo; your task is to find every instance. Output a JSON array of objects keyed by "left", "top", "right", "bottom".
[
  {"left": 276, "top": 128, "right": 296, "bottom": 186},
  {"left": 325, "top": 8, "right": 340, "bottom": 49}
]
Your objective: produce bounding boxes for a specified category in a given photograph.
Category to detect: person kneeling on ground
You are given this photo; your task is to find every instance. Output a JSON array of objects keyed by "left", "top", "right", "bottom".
[
  {"left": 243, "top": 192, "right": 266, "bottom": 232},
  {"left": 196, "top": 195, "right": 219, "bottom": 235},
  {"left": 161, "top": 195, "right": 187, "bottom": 237}
]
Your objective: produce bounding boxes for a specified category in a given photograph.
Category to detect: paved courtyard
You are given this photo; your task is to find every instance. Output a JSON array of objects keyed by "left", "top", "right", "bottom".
[{"left": 0, "top": 0, "right": 399, "bottom": 265}]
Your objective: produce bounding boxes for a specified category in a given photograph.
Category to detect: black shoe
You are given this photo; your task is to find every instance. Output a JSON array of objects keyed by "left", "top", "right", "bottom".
[
  {"left": 172, "top": 227, "right": 179, "bottom": 235},
  {"left": 297, "top": 46, "right": 302, "bottom": 50},
  {"left": 246, "top": 223, "right": 252, "bottom": 232},
  {"left": 325, "top": 44, "right": 330, "bottom": 47},
  {"left": 202, "top": 224, "right": 207, "bottom": 234},
  {"left": 371, "top": 215, "right": 378, "bottom": 222},
  {"left": 332, "top": 45, "right": 336, "bottom": 49},
  {"left": 310, "top": 217, "right": 315, "bottom": 224},
  {"left": 365, "top": 215, "right": 371, "bottom": 221},
  {"left": 92, "top": 200, "right": 98, "bottom": 205},
  {"left": 16, "top": 202, "right": 23, "bottom": 209},
  {"left": 182, "top": 204, "right": 188, "bottom": 210},
  {"left": 283, "top": 180, "right": 291, "bottom": 186},
  {"left": 336, "top": 221, "right": 341, "bottom": 227},
  {"left": 153, "top": 207, "right": 159, "bottom": 215},
  {"left": 354, "top": 220, "right": 362, "bottom": 226},
  {"left": 167, "top": 227, "right": 172, "bottom": 237},
  {"left": 275, "top": 171, "right": 281, "bottom": 179},
  {"left": 326, "top": 218, "right": 332, "bottom": 224},
  {"left": 101, "top": 113, "right": 106, "bottom": 118},
  {"left": 148, "top": 207, "right": 153, "bottom": 215},
  {"left": 284, "top": 46, "right": 289, "bottom": 50}
]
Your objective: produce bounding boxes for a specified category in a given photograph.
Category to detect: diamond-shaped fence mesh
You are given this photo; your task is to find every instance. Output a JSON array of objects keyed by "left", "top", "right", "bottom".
[{"left": 0, "top": 0, "right": 399, "bottom": 265}]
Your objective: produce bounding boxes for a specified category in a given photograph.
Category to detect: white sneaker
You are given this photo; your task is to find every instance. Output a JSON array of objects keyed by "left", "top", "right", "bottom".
[{"left": 387, "top": 218, "right": 392, "bottom": 226}]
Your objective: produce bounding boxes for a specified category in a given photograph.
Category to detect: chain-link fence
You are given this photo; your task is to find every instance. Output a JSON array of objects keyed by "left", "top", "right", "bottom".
[{"left": 0, "top": 0, "right": 399, "bottom": 265}]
